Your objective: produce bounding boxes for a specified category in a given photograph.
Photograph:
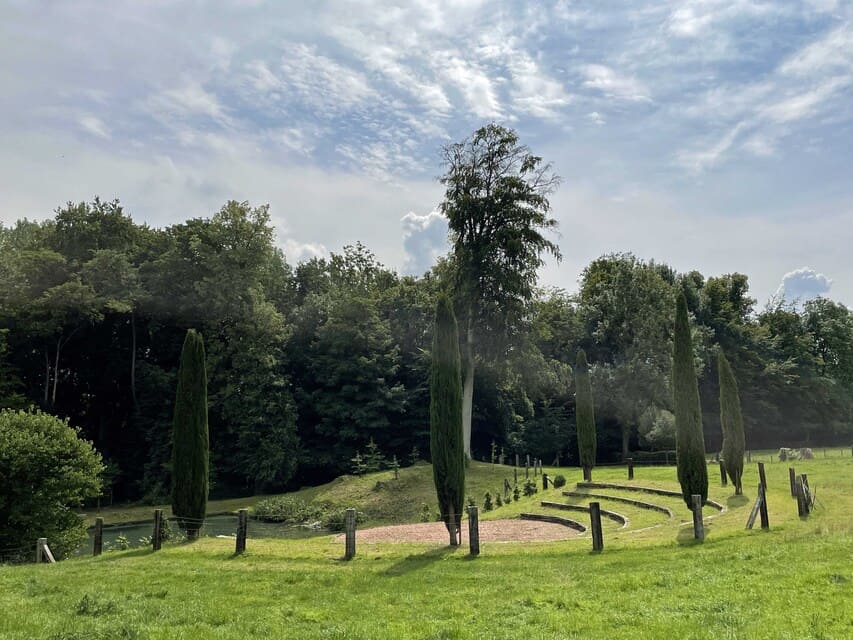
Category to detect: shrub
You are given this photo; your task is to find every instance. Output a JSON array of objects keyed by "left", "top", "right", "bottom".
[
  {"left": 553, "top": 474, "right": 567, "bottom": 488},
  {"left": 495, "top": 493, "right": 503, "bottom": 508},
  {"left": 253, "top": 497, "right": 326, "bottom": 524},
  {"left": 718, "top": 351, "right": 745, "bottom": 495},
  {"left": 483, "top": 492, "right": 493, "bottom": 511},
  {"left": 0, "top": 409, "right": 103, "bottom": 560},
  {"left": 513, "top": 485, "right": 520, "bottom": 501},
  {"left": 321, "top": 508, "right": 367, "bottom": 532},
  {"left": 419, "top": 503, "right": 432, "bottom": 523},
  {"left": 523, "top": 479, "right": 537, "bottom": 497}
]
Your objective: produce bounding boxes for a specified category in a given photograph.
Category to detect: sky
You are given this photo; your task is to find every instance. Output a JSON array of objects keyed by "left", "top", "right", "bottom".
[{"left": 1, "top": 0, "right": 851, "bottom": 307}]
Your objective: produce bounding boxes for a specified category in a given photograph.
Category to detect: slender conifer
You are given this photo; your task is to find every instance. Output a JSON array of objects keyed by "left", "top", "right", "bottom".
[
  {"left": 430, "top": 294, "right": 465, "bottom": 546},
  {"left": 718, "top": 351, "right": 745, "bottom": 495},
  {"left": 673, "top": 292, "right": 708, "bottom": 508},
  {"left": 171, "top": 329, "right": 209, "bottom": 539},
  {"left": 575, "top": 350, "right": 597, "bottom": 482}
]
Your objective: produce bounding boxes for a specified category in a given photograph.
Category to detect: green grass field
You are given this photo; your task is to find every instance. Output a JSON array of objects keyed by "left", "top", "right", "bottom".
[{"left": 2, "top": 452, "right": 851, "bottom": 639}]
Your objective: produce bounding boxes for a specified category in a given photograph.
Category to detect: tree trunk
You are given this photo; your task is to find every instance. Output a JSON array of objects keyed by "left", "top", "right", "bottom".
[
  {"left": 448, "top": 505, "right": 458, "bottom": 546},
  {"left": 461, "top": 317, "right": 474, "bottom": 459},
  {"left": 51, "top": 336, "right": 61, "bottom": 406},
  {"left": 43, "top": 348, "right": 50, "bottom": 407},
  {"left": 130, "top": 310, "right": 138, "bottom": 410}
]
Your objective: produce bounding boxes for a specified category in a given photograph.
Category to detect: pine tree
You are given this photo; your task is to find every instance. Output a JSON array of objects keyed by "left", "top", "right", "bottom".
[
  {"left": 718, "top": 351, "right": 745, "bottom": 495},
  {"left": 171, "top": 329, "right": 209, "bottom": 539},
  {"left": 672, "top": 292, "right": 708, "bottom": 508},
  {"left": 430, "top": 294, "right": 465, "bottom": 546},
  {"left": 575, "top": 350, "right": 597, "bottom": 482}
]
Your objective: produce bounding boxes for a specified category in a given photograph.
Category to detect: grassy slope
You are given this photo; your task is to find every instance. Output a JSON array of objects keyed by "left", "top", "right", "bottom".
[{"left": 5, "top": 453, "right": 851, "bottom": 639}]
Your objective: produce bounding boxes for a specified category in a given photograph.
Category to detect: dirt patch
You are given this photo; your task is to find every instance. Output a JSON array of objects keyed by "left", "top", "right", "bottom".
[{"left": 334, "top": 518, "right": 579, "bottom": 544}]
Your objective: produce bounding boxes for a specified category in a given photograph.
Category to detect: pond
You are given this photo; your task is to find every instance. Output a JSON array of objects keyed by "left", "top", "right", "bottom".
[{"left": 77, "top": 514, "right": 331, "bottom": 555}]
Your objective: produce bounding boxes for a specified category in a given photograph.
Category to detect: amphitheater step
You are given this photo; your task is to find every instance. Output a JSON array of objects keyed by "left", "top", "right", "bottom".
[
  {"left": 519, "top": 513, "right": 587, "bottom": 533},
  {"left": 563, "top": 491, "right": 673, "bottom": 517},
  {"left": 539, "top": 501, "right": 629, "bottom": 527},
  {"left": 575, "top": 482, "right": 725, "bottom": 511}
]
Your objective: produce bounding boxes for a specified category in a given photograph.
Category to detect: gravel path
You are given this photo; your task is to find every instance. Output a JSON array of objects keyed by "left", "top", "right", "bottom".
[{"left": 334, "top": 518, "right": 579, "bottom": 544}]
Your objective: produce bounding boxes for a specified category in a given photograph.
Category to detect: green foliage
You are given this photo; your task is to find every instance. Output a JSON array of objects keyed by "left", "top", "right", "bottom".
[
  {"left": 495, "top": 492, "right": 503, "bottom": 507},
  {"left": 0, "top": 409, "right": 102, "bottom": 559},
  {"left": 171, "top": 330, "right": 209, "bottom": 535},
  {"left": 718, "top": 351, "right": 745, "bottom": 494},
  {"left": 430, "top": 294, "right": 465, "bottom": 543},
  {"left": 419, "top": 503, "right": 432, "bottom": 523},
  {"left": 575, "top": 350, "right": 597, "bottom": 472},
  {"left": 483, "top": 492, "right": 493, "bottom": 511},
  {"left": 253, "top": 496, "right": 366, "bottom": 531},
  {"left": 553, "top": 474, "right": 567, "bottom": 488},
  {"left": 673, "top": 292, "right": 708, "bottom": 508},
  {"left": 362, "top": 438, "right": 386, "bottom": 473},
  {"left": 350, "top": 451, "right": 366, "bottom": 476},
  {"left": 522, "top": 479, "right": 537, "bottom": 497},
  {"left": 513, "top": 485, "right": 520, "bottom": 501}
]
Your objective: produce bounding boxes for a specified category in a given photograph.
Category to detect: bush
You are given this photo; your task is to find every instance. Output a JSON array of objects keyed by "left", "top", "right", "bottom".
[
  {"left": 483, "top": 492, "right": 493, "bottom": 511},
  {"left": 419, "top": 503, "right": 432, "bottom": 522},
  {"left": 253, "top": 497, "right": 326, "bottom": 524},
  {"left": 513, "top": 485, "right": 520, "bottom": 501},
  {"left": 0, "top": 409, "right": 103, "bottom": 560},
  {"left": 320, "top": 508, "right": 367, "bottom": 532},
  {"left": 553, "top": 474, "right": 567, "bottom": 488},
  {"left": 495, "top": 493, "right": 503, "bottom": 508},
  {"left": 523, "top": 479, "right": 538, "bottom": 497}
]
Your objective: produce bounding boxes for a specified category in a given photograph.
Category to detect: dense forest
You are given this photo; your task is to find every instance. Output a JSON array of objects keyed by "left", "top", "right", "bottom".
[{"left": 1, "top": 198, "right": 851, "bottom": 502}]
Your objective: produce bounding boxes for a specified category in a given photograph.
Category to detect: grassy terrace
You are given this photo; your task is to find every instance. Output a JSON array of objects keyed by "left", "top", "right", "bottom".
[{"left": 3, "top": 452, "right": 851, "bottom": 639}]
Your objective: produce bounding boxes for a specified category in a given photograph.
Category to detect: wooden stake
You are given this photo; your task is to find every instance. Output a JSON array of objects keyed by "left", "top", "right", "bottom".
[
  {"left": 468, "top": 506, "right": 479, "bottom": 556},
  {"left": 627, "top": 458, "right": 634, "bottom": 480},
  {"left": 758, "top": 484, "right": 769, "bottom": 530},
  {"left": 344, "top": 508, "right": 356, "bottom": 560},
  {"left": 757, "top": 462, "right": 767, "bottom": 491},
  {"left": 542, "top": 473, "right": 549, "bottom": 490},
  {"left": 93, "top": 517, "right": 103, "bottom": 557},
  {"left": 589, "top": 502, "right": 603, "bottom": 552},
  {"left": 789, "top": 467, "right": 796, "bottom": 497},
  {"left": 795, "top": 476, "right": 807, "bottom": 517},
  {"left": 152, "top": 509, "right": 162, "bottom": 552},
  {"left": 235, "top": 509, "right": 248, "bottom": 554}
]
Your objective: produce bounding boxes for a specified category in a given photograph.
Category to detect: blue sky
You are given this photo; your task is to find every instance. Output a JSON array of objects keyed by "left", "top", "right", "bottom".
[{"left": 1, "top": 0, "right": 851, "bottom": 306}]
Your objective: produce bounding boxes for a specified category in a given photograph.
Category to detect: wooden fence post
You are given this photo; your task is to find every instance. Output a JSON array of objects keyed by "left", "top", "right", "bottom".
[
  {"left": 795, "top": 476, "right": 807, "bottom": 517},
  {"left": 746, "top": 450, "right": 751, "bottom": 463},
  {"left": 526, "top": 455, "right": 530, "bottom": 478},
  {"left": 542, "top": 473, "right": 549, "bottom": 490},
  {"left": 691, "top": 495, "right": 705, "bottom": 541},
  {"left": 468, "top": 506, "right": 480, "bottom": 556},
  {"left": 789, "top": 467, "right": 796, "bottom": 497},
  {"left": 152, "top": 509, "right": 162, "bottom": 551},
  {"left": 802, "top": 474, "right": 812, "bottom": 513},
  {"left": 589, "top": 502, "right": 603, "bottom": 552},
  {"left": 93, "top": 517, "right": 104, "bottom": 557},
  {"left": 515, "top": 454, "right": 519, "bottom": 468},
  {"left": 514, "top": 467, "right": 518, "bottom": 485},
  {"left": 757, "top": 462, "right": 767, "bottom": 491},
  {"left": 235, "top": 509, "right": 248, "bottom": 554},
  {"left": 758, "top": 484, "right": 769, "bottom": 530},
  {"left": 719, "top": 460, "right": 727, "bottom": 486},
  {"left": 35, "top": 538, "right": 46, "bottom": 563},
  {"left": 344, "top": 508, "right": 356, "bottom": 560},
  {"left": 627, "top": 458, "right": 634, "bottom": 480}
]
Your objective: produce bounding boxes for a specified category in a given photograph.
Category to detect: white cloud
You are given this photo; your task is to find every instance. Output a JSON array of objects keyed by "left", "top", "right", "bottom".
[
  {"left": 434, "top": 53, "right": 503, "bottom": 118},
  {"left": 581, "top": 64, "right": 651, "bottom": 102},
  {"left": 79, "top": 115, "right": 110, "bottom": 139},
  {"left": 507, "top": 50, "right": 572, "bottom": 119},
  {"left": 775, "top": 267, "right": 833, "bottom": 303},
  {"left": 587, "top": 111, "right": 605, "bottom": 126},
  {"left": 148, "top": 82, "right": 232, "bottom": 126},
  {"left": 401, "top": 210, "right": 447, "bottom": 275},
  {"left": 280, "top": 237, "right": 328, "bottom": 263}
]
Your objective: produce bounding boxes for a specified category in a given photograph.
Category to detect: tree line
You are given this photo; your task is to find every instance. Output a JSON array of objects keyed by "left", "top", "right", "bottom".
[{"left": 1, "top": 125, "right": 851, "bottom": 504}]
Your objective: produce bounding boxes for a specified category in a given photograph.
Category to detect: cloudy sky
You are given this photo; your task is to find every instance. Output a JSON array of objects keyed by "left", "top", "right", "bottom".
[{"left": 1, "top": 0, "right": 851, "bottom": 307}]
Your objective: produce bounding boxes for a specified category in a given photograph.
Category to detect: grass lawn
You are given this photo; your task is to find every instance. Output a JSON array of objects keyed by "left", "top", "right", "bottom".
[{"left": 3, "top": 451, "right": 851, "bottom": 639}]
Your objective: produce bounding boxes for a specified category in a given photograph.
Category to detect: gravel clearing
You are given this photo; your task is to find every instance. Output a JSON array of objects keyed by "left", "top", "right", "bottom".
[{"left": 334, "top": 518, "right": 579, "bottom": 544}]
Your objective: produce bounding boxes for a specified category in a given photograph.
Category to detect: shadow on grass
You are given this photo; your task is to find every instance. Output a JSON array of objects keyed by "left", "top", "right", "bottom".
[
  {"left": 727, "top": 494, "right": 750, "bottom": 509},
  {"left": 675, "top": 521, "right": 715, "bottom": 546},
  {"left": 382, "top": 545, "right": 461, "bottom": 576},
  {"left": 92, "top": 548, "right": 155, "bottom": 562}
]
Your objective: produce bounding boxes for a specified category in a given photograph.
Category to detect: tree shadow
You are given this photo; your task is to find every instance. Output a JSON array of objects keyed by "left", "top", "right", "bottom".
[
  {"left": 726, "top": 494, "right": 750, "bottom": 509},
  {"left": 92, "top": 548, "right": 155, "bottom": 562},
  {"left": 382, "top": 545, "right": 461, "bottom": 576},
  {"left": 675, "top": 521, "right": 714, "bottom": 546}
]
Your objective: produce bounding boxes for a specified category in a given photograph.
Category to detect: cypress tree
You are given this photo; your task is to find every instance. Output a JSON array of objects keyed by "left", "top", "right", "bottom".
[
  {"left": 171, "top": 329, "right": 209, "bottom": 539},
  {"left": 718, "top": 351, "right": 745, "bottom": 495},
  {"left": 672, "top": 292, "right": 708, "bottom": 508},
  {"left": 430, "top": 294, "right": 465, "bottom": 546},
  {"left": 575, "top": 350, "right": 597, "bottom": 482}
]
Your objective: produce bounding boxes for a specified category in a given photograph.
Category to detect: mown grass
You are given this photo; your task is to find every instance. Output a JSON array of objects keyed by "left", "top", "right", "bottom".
[{"left": 3, "top": 451, "right": 851, "bottom": 638}]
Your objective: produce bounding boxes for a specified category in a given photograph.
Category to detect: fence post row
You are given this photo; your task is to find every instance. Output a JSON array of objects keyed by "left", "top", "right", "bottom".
[
  {"left": 691, "top": 494, "right": 704, "bottom": 541},
  {"left": 93, "top": 517, "right": 104, "bottom": 557},
  {"left": 235, "top": 509, "right": 248, "bottom": 554},
  {"left": 468, "top": 506, "right": 480, "bottom": 556},
  {"left": 344, "top": 508, "right": 356, "bottom": 560},
  {"left": 589, "top": 502, "right": 604, "bottom": 552}
]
